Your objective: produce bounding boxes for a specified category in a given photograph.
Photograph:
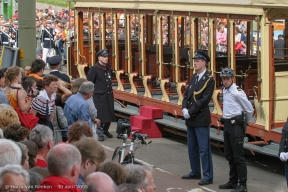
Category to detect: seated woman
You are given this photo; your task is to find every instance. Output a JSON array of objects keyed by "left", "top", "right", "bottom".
[
  {"left": 31, "top": 74, "right": 58, "bottom": 130},
  {"left": 68, "top": 121, "right": 93, "bottom": 143},
  {"left": 4, "top": 66, "right": 35, "bottom": 113}
]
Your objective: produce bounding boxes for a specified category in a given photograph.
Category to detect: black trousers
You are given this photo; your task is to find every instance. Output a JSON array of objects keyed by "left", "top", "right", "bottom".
[{"left": 223, "top": 119, "right": 247, "bottom": 185}]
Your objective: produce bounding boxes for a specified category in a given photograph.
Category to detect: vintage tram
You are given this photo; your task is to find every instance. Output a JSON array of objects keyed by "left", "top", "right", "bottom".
[{"left": 66, "top": 0, "right": 288, "bottom": 156}]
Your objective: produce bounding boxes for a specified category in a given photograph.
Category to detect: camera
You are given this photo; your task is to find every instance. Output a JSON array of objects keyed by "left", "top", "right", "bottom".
[{"left": 28, "top": 87, "right": 39, "bottom": 98}]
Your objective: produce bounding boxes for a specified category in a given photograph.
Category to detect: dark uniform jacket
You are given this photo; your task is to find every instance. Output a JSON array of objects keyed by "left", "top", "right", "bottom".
[
  {"left": 0, "top": 31, "right": 11, "bottom": 46},
  {"left": 182, "top": 70, "right": 215, "bottom": 127},
  {"left": 87, "top": 62, "right": 115, "bottom": 123},
  {"left": 41, "top": 28, "right": 55, "bottom": 49},
  {"left": 279, "top": 121, "right": 288, "bottom": 161},
  {"left": 49, "top": 71, "right": 70, "bottom": 83}
]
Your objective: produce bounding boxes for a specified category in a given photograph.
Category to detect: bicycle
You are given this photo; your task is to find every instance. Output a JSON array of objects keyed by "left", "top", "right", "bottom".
[{"left": 112, "top": 122, "right": 152, "bottom": 165}]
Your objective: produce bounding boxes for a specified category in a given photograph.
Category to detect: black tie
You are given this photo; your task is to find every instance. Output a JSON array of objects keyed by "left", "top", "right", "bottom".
[{"left": 195, "top": 75, "right": 199, "bottom": 85}]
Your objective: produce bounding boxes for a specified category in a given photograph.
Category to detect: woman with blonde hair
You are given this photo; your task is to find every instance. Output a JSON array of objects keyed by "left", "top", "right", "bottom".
[{"left": 4, "top": 66, "right": 37, "bottom": 113}]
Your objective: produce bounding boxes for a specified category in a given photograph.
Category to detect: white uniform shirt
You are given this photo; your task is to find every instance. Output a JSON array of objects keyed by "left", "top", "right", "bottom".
[
  {"left": 197, "top": 69, "right": 206, "bottom": 80},
  {"left": 223, "top": 83, "right": 254, "bottom": 122}
]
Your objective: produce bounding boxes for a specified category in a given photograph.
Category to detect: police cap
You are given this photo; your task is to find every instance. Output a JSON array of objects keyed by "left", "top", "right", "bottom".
[
  {"left": 47, "top": 56, "right": 62, "bottom": 66},
  {"left": 13, "top": 21, "right": 18, "bottom": 25},
  {"left": 192, "top": 50, "right": 210, "bottom": 63},
  {"left": 4, "top": 23, "right": 10, "bottom": 27},
  {"left": 96, "top": 49, "right": 109, "bottom": 57},
  {"left": 46, "top": 20, "right": 53, "bottom": 24}
]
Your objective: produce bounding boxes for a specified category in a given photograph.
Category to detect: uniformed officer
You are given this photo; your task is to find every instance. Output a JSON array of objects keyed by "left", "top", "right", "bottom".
[
  {"left": 41, "top": 20, "right": 55, "bottom": 65},
  {"left": 182, "top": 50, "right": 215, "bottom": 185},
  {"left": 11, "top": 21, "right": 18, "bottom": 48},
  {"left": 218, "top": 68, "right": 253, "bottom": 192},
  {"left": 87, "top": 48, "right": 115, "bottom": 141},
  {"left": 0, "top": 23, "right": 12, "bottom": 47},
  {"left": 47, "top": 56, "right": 70, "bottom": 83},
  {"left": 279, "top": 120, "right": 288, "bottom": 186}
]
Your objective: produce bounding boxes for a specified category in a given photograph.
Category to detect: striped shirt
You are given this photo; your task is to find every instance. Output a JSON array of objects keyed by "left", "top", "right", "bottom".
[{"left": 32, "top": 90, "right": 56, "bottom": 116}]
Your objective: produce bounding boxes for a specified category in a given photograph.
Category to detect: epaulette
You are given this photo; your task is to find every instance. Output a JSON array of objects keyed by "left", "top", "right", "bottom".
[{"left": 237, "top": 87, "right": 242, "bottom": 91}]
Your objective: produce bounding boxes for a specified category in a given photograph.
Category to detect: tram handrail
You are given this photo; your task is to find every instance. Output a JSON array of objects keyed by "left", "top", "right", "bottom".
[{"left": 253, "top": 86, "right": 258, "bottom": 98}]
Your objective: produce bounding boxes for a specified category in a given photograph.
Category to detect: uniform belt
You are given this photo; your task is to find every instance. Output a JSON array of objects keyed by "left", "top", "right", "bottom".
[
  {"left": 2, "top": 42, "right": 9, "bottom": 44},
  {"left": 44, "top": 38, "right": 53, "bottom": 40}
]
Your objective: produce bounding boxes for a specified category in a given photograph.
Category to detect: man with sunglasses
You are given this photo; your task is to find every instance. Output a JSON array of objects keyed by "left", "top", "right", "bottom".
[{"left": 218, "top": 68, "right": 253, "bottom": 192}]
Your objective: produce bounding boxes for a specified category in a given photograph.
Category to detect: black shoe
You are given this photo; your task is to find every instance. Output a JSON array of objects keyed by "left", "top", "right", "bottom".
[
  {"left": 231, "top": 185, "right": 247, "bottom": 192},
  {"left": 98, "top": 136, "right": 104, "bottom": 141},
  {"left": 198, "top": 179, "right": 213, "bottom": 185},
  {"left": 219, "top": 181, "right": 238, "bottom": 189},
  {"left": 104, "top": 131, "right": 113, "bottom": 138},
  {"left": 181, "top": 174, "right": 201, "bottom": 179}
]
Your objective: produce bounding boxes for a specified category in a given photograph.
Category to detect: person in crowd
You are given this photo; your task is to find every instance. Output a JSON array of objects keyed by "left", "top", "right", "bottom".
[
  {"left": 85, "top": 172, "right": 118, "bottom": 192},
  {"left": 41, "top": 20, "right": 55, "bottom": 65},
  {"left": 31, "top": 74, "right": 58, "bottom": 130},
  {"left": 235, "top": 26, "right": 242, "bottom": 52},
  {"left": 21, "top": 76, "right": 38, "bottom": 97},
  {"left": 70, "top": 78, "right": 99, "bottom": 138},
  {"left": 97, "top": 161, "right": 126, "bottom": 186},
  {"left": 75, "top": 137, "right": 107, "bottom": 186},
  {"left": 30, "top": 166, "right": 50, "bottom": 180},
  {"left": 216, "top": 24, "right": 227, "bottom": 51},
  {"left": 28, "top": 59, "right": 46, "bottom": 81},
  {"left": 218, "top": 68, "right": 253, "bottom": 192},
  {"left": 125, "top": 164, "right": 156, "bottom": 192},
  {"left": 16, "top": 142, "right": 30, "bottom": 170},
  {"left": 3, "top": 124, "right": 29, "bottom": 142},
  {"left": 11, "top": 20, "right": 18, "bottom": 48},
  {"left": 53, "top": 103, "right": 68, "bottom": 143},
  {"left": 64, "top": 81, "right": 98, "bottom": 128},
  {"left": 37, "top": 144, "right": 82, "bottom": 192},
  {"left": 181, "top": 50, "right": 214, "bottom": 185},
  {"left": 118, "top": 183, "right": 141, "bottom": 192},
  {"left": 87, "top": 49, "right": 115, "bottom": 141},
  {"left": 0, "top": 139, "right": 22, "bottom": 166},
  {"left": 240, "top": 29, "right": 247, "bottom": 54},
  {"left": 29, "top": 125, "right": 54, "bottom": 168},
  {"left": 0, "top": 107, "right": 20, "bottom": 130},
  {"left": 28, "top": 170, "right": 42, "bottom": 192},
  {"left": 67, "top": 121, "right": 93, "bottom": 143},
  {"left": 0, "top": 164, "right": 30, "bottom": 191},
  {"left": 21, "top": 140, "right": 38, "bottom": 169},
  {"left": 55, "top": 80, "right": 71, "bottom": 108},
  {"left": 48, "top": 56, "right": 70, "bottom": 83},
  {"left": 0, "top": 69, "right": 9, "bottom": 104},
  {"left": 4, "top": 66, "right": 34, "bottom": 112},
  {"left": 0, "top": 23, "right": 12, "bottom": 47},
  {"left": 36, "top": 24, "right": 42, "bottom": 56},
  {"left": 274, "top": 34, "right": 285, "bottom": 59},
  {"left": 279, "top": 120, "right": 288, "bottom": 186}
]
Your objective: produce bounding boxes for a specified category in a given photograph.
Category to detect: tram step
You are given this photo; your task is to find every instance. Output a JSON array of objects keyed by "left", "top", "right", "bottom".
[
  {"left": 140, "top": 106, "right": 163, "bottom": 119},
  {"left": 130, "top": 116, "right": 152, "bottom": 129}
]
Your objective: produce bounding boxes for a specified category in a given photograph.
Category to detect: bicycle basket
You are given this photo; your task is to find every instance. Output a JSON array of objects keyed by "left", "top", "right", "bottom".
[{"left": 116, "top": 119, "right": 131, "bottom": 136}]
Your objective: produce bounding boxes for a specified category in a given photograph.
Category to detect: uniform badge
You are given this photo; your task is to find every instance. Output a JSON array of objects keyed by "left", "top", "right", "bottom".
[
  {"left": 231, "top": 120, "right": 235, "bottom": 124},
  {"left": 108, "top": 74, "right": 111, "bottom": 79}
]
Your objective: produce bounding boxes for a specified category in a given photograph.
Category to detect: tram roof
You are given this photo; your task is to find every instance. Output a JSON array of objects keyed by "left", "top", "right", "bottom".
[{"left": 72, "top": 0, "right": 288, "bottom": 14}]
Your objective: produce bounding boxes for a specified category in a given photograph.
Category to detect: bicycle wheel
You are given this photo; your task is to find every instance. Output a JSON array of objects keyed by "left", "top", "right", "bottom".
[{"left": 112, "top": 147, "right": 121, "bottom": 163}]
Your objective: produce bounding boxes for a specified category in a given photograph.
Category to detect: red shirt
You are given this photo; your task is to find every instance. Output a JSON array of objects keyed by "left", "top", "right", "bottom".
[
  {"left": 13, "top": 14, "right": 18, "bottom": 19},
  {"left": 36, "top": 159, "right": 47, "bottom": 168},
  {"left": 36, "top": 176, "right": 81, "bottom": 192}
]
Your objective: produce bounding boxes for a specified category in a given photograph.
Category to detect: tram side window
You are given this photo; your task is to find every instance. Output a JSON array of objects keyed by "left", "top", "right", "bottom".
[
  {"left": 198, "top": 17, "right": 208, "bottom": 50},
  {"left": 273, "top": 20, "right": 286, "bottom": 60},
  {"left": 216, "top": 18, "right": 228, "bottom": 53},
  {"left": 251, "top": 20, "right": 261, "bottom": 56},
  {"left": 235, "top": 20, "right": 248, "bottom": 55},
  {"left": 93, "top": 13, "right": 99, "bottom": 37}
]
